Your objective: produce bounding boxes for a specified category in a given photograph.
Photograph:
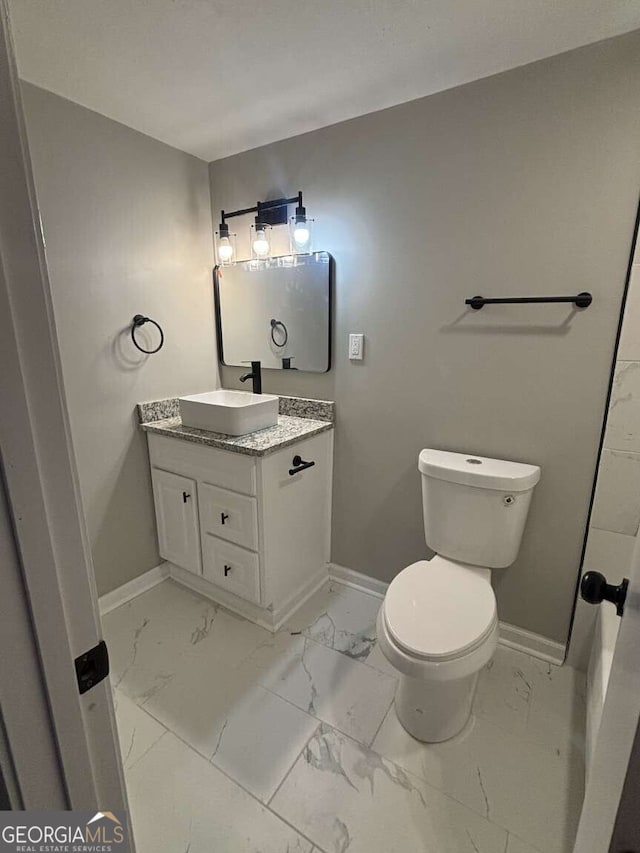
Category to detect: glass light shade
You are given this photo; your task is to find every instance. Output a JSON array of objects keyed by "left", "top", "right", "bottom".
[
  {"left": 251, "top": 223, "right": 272, "bottom": 260},
  {"left": 289, "top": 216, "right": 314, "bottom": 254},
  {"left": 214, "top": 229, "right": 237, "bottom": 266}
]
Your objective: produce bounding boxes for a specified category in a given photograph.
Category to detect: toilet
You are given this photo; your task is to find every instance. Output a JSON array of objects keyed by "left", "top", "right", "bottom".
[{"left": 377, "top": 449, "right": 541, "bottom": 742}]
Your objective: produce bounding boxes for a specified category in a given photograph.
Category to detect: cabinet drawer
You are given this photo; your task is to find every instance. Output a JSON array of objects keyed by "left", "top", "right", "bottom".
[
  {"left": 202, "top": 535, "right": 260, "bottom": 604},
  {"left": 199, "top": 483, "right": 258, "bottom": 550},
  {"left": 148, "top": 433, "right": 256, "bottom": 495}
]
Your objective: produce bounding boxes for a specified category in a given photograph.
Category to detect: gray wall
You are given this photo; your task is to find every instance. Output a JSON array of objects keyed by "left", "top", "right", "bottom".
[
  {"left": 210, "top": 32, "right": 640, "bottom": 645},
  {"left": 22, "top": 84, "right": 218, "bottom": 596}
]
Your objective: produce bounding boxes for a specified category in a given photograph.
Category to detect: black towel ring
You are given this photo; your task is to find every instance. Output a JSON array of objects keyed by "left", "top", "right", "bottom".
[
  {"left": 270, "top": 318, "right": 288, "bottom": 348},
  {"left": 131, "top": 314, "right": 164, "bottom": 354}
]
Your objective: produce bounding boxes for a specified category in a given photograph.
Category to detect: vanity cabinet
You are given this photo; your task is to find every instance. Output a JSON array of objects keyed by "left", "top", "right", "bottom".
[{"left": 147, "top": 429, "right": 333, "bottom": 629}]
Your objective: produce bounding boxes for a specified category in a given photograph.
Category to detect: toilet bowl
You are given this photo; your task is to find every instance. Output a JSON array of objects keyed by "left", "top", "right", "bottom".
[
  {"left": 379, "top": 449, "right": 540, "bottom": 742},
  {"left": 377, "top": 558, "right": 499, "bottom": 742}
]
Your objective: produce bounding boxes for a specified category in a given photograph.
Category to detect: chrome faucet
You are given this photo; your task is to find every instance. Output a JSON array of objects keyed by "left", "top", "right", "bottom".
[{"left": 239, "top": 360, "right": 262, "bottom": 394}]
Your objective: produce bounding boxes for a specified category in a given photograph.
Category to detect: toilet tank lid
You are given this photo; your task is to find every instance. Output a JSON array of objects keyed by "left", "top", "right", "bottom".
[{"left": 418, "top": 449, "right": 541, "bottom": 492}]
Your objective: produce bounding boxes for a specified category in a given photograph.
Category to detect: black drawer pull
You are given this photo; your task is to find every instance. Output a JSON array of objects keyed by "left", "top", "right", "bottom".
[
  {"left": 182, "top": 491, "right": 191, "bottom": 503},
  {"left": 224, "top": 564, "right": 232, "bottom": 576},
  {"left": 221, "top": 512, "right": 229, "bottom": 524},
  {"left": 289, "top": 455, "right": 315, "bottom": 476}
]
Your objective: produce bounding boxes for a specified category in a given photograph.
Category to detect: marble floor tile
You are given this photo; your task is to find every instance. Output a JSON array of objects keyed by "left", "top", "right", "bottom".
[
  {"left": 139, "top": 630, "right": 331, "bottom": 802},
  {"left": 143, "top": 649, "right": 317, "bottom": 802},
  {"left": 142, "top": 660, "right": 257, "bottom": 757},
  {"left": 241, "top": 632, "right": 397, "bottom": 744},
  {"left": 271, "top": 723, "right": 508, "bottom": 853},
  {"left": 372, "top": 707, "right": 583, "bottom": 853},
  {"left": 210, "top": 687, "right": 319, "bottom": 802},
  {"left": 475, "top": 646, "right": 587, "bottom": 759},
  {"left": 112, "top": 689, "right": 165, "bottom": 772},
  {"left": 525, "top": 657, "right": 586, "bottom": 758},
  {"left": 285, "top": 581, "right": 382, "bottom": 662},
  {"left": 102, "top": 580, "right": 221, "bottom": 702},
  {"left": 507, "top": 835, "right": 543, "bottom": 853},
  {"left": 108, "top": 579, "right": 584, "bottom": 853},
  {"left": 359, "top": 641, "right": 399, "bottom": 677},
  {"left": 184, "top": 603, "right": 272, "bottom": 670},
  {"left": 473, "top": 645, "right": 540, "bottom": 736},
  {"left": 125, "top": 730, "right": 313, "bottom": 853},
  {"left": 103, "top": 579, "right": 269, "bottom": 704}
]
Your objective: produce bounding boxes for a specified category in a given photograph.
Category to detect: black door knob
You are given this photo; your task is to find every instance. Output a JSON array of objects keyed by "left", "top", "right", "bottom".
[{"left": 580, "top": 571, "right": 629, "bottom": 617}]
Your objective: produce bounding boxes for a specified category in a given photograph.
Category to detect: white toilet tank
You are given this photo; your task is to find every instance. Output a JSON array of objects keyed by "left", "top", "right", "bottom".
[{"left": 419, "top": 449, "right": 541, "bottom": 569}]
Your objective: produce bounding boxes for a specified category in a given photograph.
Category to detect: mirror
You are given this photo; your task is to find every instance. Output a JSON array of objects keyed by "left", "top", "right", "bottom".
[{"left": 214, "top": 252, "right": 332, "bottom": 373}]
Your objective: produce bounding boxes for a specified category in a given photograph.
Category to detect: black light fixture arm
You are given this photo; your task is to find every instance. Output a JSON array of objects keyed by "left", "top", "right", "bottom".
[{"left": 220, "top": 191, "right": 303, "bottom": 227}]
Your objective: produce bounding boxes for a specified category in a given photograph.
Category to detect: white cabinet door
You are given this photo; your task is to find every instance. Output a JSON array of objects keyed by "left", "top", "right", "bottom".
[
  {"left": 152, "top": 468, "right": 201, "bottom": 575},
  {"left": 259, "top": 432, "right": 333, "bottom": 607}
]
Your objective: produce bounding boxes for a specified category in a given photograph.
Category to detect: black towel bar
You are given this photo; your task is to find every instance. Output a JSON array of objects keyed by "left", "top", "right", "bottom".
[{"left": 466, "top": 292, "right": 592, "bottom": 310}]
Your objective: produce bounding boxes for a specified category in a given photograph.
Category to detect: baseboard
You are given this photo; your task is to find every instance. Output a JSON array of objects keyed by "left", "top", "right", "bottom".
[
  {"left": 329, "top": 562, "right": 566, "bottom": 665},
  {"left": 99, "top": 560, "right": 567, "bottom": 666},
  {"left": 498, "top": 622, "right": 565, "bottom": 665},
  {"left": 167, "top": 562, "right": 275, "bottom": 629},
  {"left": 328, "top": 563, "right": 388, "bottom": 598},
  {"left": 99, "top": 562, "right": 169, "bottom": 615},
  {"left": 270, "top": 569, "right": 329, "bottom": 630}
]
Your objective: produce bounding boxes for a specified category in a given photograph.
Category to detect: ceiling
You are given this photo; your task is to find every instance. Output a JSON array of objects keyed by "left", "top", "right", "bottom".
[{"left": 8, "top": 0, "right": 640, "bottom": 162}]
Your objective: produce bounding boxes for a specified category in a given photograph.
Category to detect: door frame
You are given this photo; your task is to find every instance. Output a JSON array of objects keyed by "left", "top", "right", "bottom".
[
  {"left": 573, "top": 528, "right": 640, "bottom": 852},
  {"left": 0, "top": 0, "right": 129, "bottom": 819},
  {"left": 0, "top": 469, "right": 66, "bottom": 808}
]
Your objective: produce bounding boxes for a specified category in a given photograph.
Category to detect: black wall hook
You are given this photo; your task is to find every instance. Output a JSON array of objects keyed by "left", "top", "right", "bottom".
[{"left": 131, "top": 314, "right": 164, "bottom": 354}]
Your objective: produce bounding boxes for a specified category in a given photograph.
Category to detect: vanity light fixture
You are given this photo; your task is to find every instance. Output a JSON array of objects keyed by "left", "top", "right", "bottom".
[{"left": 215, "top": 191, "right": 312, "bottom": 264}]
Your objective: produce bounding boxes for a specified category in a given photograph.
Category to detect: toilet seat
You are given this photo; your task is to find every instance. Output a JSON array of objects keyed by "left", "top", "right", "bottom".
[{"left": 383, "top": 557, "right": 497, "bottom": 662}]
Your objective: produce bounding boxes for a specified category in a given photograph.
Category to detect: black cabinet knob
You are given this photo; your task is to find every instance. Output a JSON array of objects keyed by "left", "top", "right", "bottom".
[{"left": 580, "top": 571, "right": 629, "bottom": 617}]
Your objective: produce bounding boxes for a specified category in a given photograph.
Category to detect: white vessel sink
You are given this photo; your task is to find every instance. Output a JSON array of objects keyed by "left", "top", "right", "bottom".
[{"left": 178, "top": 390, "right": 279, "bottom": 436}]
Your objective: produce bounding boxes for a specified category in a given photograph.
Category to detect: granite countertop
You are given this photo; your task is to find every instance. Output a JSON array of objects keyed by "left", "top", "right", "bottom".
[{"left": 138, "top": 395, "right": 334, "bottom": 458}]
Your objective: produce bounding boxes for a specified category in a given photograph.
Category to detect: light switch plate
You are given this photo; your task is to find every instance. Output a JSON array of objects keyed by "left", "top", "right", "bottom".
[{"left": 349, "top": 333, "right": 364, "bottom": 360}]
